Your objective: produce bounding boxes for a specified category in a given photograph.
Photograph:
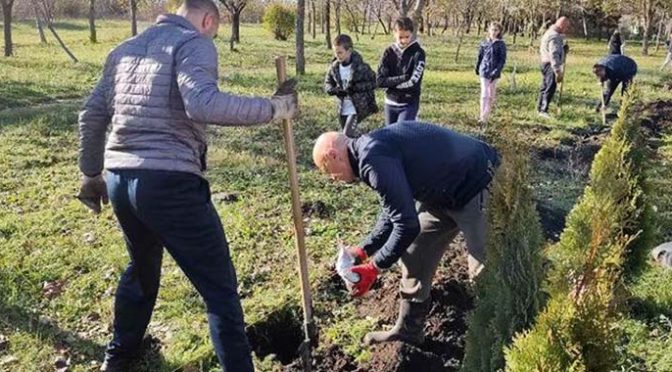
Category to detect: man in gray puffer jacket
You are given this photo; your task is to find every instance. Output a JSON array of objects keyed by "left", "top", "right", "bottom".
[{"left": 76, "top": 1, "right": 297, "bottom": 371}]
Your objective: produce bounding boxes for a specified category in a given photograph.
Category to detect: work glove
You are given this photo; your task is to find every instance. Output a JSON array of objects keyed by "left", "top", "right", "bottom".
[
  {"left": 347, "top": 246, "right": 368, "bottom": 265},
  {"left": 349, "top": 261, "right": 379, "bottom": 297},
  {"left": 271, "top": 78, "right": 298, "bottom": 121},
  {"left": 76, "top": 174, "right": 108, "bottom": 214}
]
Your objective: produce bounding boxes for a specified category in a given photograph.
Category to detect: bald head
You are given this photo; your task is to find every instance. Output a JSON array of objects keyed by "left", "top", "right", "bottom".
[
  {"left": 177, "top": 0, "right": 220, "bottom": 38},
  {"left": 555, "top": 17, "right": 569, "bottom": 33},
  {"left": 313, "top": 132, "right": 356, "bottom": 183}
]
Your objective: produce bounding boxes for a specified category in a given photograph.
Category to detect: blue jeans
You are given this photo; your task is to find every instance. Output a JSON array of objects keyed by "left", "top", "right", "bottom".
[
  {"left": 105, "top": 169, "right": 253, "bottom": 372},
  {"left": 384, "top": 100, "right": 419, "bottom": 125}
]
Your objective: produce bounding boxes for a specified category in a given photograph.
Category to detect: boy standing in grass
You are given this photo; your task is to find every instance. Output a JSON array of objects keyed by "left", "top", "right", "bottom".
[
  {"left": 324, "top": 34, "right": 378, "bottom": 137},
  {"left": 475, "top": 22, "right": 507, "bottom": 125},
  {"left": 377, "top": 17, "right": 426, "bottom": 125}
]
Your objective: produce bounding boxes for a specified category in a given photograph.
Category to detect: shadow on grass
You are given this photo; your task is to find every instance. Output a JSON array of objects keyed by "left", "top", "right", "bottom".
[
  {"left": 0, "top": 277, "right": 178, "bottom": 371},
  {"left": 0, "top": 101, "right": 81, "bottom": 133},
  {"left": 0, "top": 81, "right": 54, "bottom": 111},
  {"left": 628, "top": 295, "right": 672, "bottom": 323}
]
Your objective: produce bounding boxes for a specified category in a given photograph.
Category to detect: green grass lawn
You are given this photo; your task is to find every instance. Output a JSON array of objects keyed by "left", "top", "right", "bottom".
[{"left": 1, "top": 19, "right": 672, "bottom": 371}]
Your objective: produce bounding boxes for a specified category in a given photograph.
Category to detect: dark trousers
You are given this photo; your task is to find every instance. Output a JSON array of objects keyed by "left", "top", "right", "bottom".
[
  {"left": 384, "top": 99, "right": 419, "bottom": 125},
  {"left": 537, "top": 63, "right": 557, "bottom": 113},
  {"left": 339, "top": 114, "right": 359, "bottom": 138},
  {"left": 105, "top": 169, "right": 253, "bottom": 372},
  {"left": 600, "top": 78, "right": 631, "bottom": 108}
]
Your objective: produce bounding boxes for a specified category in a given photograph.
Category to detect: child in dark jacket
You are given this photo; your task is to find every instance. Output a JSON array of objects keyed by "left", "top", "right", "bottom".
[
  {"left": 324, "top": 34, "right": 378, "bottom": 137},
  {"left": 608, "top": 30, "right": 623, "bottom": 55},
  {"left": 376, "top": 17, "right": 426, "bottom": 125},
  {"left": 475, "top": 22, "right": 507, "bottom": 124}
]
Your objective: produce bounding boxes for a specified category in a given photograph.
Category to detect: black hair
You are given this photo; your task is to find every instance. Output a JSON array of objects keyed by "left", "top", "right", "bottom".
[{"left": 393, "top": 17, "right": 414, "bottom": 33}]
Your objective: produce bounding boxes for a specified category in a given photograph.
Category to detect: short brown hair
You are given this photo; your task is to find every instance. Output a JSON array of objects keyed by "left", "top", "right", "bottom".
[
  {"left": 393, "top": 17, "right": 414, "bottom": 33},
  {"left": 333, "top": 34, "right": 353, "bottom": 50}
]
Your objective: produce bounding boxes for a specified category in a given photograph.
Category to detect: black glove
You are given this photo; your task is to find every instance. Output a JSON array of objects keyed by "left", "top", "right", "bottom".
[
  {"left": 77, "top": 174, "right": 109, "bottom": 214},
  {"left": 275, "top": 78, "right": 297, "bottom": 96},
  {"left": 335, "top": 88, "right": 348, "bottom": 98}
]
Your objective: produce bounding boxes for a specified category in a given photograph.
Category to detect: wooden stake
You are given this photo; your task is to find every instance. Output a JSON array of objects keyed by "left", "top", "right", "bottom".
[
  {"left": 600, "top": 81, "right": 607, "bottom": 126},
  {"left": 275, "top": 56, "right": 315, "bottom": 372}
]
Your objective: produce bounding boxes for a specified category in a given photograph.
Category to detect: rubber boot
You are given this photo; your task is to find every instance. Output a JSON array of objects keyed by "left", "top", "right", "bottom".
[{"left": 363, "top": 299, "right": 431, "bottom": 346}]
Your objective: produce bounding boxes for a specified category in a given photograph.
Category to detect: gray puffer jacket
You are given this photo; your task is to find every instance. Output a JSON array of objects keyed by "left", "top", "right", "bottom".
[{"left": 78, "top": 14, "right": 273, "bottom": 177}]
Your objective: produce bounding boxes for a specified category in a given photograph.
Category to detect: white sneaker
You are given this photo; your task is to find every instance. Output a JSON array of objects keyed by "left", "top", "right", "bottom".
[{"left": 538, "top": 111, "right": 551, "bottom": 119}]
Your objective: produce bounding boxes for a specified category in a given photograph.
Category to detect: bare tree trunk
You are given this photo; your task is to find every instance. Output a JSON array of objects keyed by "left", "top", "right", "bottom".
[
  {"left": 376, "top": 12, "right": 388, "bottom": 35},
  {"left": 307, "top": 3, "right": 312, "bottom": 36},
  {"left": 455, "top": 20, "right": 466, "bottom": 62},
  {"left": 342, "top": 1, "right": 359, "bottom": 34},
  {"left": 130, "top": 0, "right": 138, "bottom": 36},
  {"left": 311, "top": 0, "right": 316, "bottom": 38},
  {"left": 296, "top": 0, "right": 306, "bottom": 74},
  {"left": 46, "top": 22, "right": 78, "bottom": 62},
  {"left": 2, "top": 0, "right": 14, "bottom": 57},
  {"left": 89, "top": 0, "right": 97, "bottom": 43},
  {"left": 35, "top": 3, "right": 47, "bottom": 44},
  {"left": 33, "top": 0, "right": 78, "bottom": 62},
  {"left": 362, "top": 0, "right": 368, "bottom": 34},
  {"left": 231, "top": 11, "right": 241, "bottom": 42},
  {"left": 325, "top": 0, "right": 331, "bottom": 48},
  {"left": 411, "top": 0, "right": 425, "bottom": 32},
  {"left": 320, "top": 0, "right": 325, "bottom": 34},
  {"left": 642, "top": 3, "right": 653, "bottom": 55},
  {"left": 655, "top": 15, "right": 665, "bottom": 52},
  {"left": 335, "top": 0, "right": 341, "bottom": 35}
]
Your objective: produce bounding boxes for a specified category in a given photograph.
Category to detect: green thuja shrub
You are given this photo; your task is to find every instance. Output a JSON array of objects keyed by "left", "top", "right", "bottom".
[
  {"left": 461, "top": 131, "right": 545, "bottom": 372},
  {"left": 262, "top": 3, "right": 295, "bottom": 41},
  {"left": 505, "top": 88, "right": 652, "bottom": 372}
]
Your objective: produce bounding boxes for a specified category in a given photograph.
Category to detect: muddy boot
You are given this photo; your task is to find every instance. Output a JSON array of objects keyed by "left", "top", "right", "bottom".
[{"left": 364, "top": 299, "right": 430, "bottom": 346}]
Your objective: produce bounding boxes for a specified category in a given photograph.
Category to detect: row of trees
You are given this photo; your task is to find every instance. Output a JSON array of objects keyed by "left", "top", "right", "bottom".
[{"left": 2, "top": 0, "right": 672, "bottom": 60}]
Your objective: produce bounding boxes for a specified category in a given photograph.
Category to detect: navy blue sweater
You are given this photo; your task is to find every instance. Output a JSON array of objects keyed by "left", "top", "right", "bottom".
[
  {"left": 376, "top": 41, "right": 426, "bottom": 104},
  {"left": 596, "top": 54, "right": 637, "bottom": 82},
  {"left": 476, "top": 39, "right": 507, "bottom": 80},
  {"left": 347, "top": 122, "right": 500, "bottom": 269}
]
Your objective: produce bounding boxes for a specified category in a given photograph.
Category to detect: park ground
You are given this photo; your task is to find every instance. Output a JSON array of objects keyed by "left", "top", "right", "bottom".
[{"left": 1, "top": 19, "right": 672, "bottom": 371}]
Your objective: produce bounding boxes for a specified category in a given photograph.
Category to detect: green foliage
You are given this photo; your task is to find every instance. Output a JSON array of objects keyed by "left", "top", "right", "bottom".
[
  {"left": 505, "top": 88, "right": 652, "bottom": 372},
  {"left": 461, "top": 130, "right": 545, "bottom": 372},
  {"left": 262, "top": 3, "right": 295, "bottom": 41}
]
